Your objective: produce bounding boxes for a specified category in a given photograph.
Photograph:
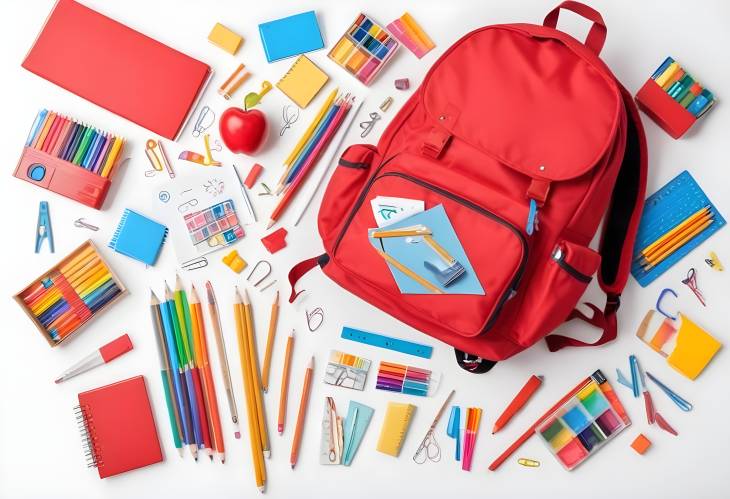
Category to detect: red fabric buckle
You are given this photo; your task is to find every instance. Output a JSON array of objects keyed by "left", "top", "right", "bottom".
[
  {"left": 527, "top": 178, "right": 551, "bottom": 205},
  {"left": 421, "top": 127, "right": 452, "bottom": 159}
]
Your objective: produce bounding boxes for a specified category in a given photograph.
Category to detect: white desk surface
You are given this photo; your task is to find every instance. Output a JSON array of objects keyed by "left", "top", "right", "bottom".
[{"left": 1, "top": 1, "right": 728, "bottom": 497}]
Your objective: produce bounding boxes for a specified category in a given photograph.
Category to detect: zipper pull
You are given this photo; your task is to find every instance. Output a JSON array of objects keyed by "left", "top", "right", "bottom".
[{"left": 526, "top": 198, "right": 539, "bottom": 235}]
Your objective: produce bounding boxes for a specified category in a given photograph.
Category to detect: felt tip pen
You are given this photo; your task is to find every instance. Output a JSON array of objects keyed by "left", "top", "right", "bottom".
[{"left": 54, "top": 334, "right": 133, "bottom": 383}]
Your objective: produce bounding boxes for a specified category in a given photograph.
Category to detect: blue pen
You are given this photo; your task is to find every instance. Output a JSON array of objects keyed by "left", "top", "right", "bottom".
[
  {"left": 629, "top": 355, "right": 640, "bottom": 397},
  {"left": 26, "top": 109, "right": 48, "bottom": 146},
  {"left": 651, "top": 57, "right": 674, "bottom": 80}
]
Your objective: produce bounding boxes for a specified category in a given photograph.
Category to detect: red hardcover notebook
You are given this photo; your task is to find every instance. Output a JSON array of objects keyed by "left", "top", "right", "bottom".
[
  {"left": 76, "top": 375, "right": 163, "bottom": 478},
  {"left": 22, "top": 0, "right": 211, "bottom": 140}
]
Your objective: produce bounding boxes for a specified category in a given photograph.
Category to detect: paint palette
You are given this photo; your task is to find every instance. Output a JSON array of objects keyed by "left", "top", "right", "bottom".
[
  {"left": 183, "top": 199, "right": 244, "bottom": 252},
  {"left": 537, "top": 379, "right": 628, "bottom": 470},
  {"left": 328, "top": 13, "right": 399, "bottom": 85}
]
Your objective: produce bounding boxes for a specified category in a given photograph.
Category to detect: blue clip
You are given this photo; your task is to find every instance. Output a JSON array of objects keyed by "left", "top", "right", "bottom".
[
  {"left": 629, "top": 355, "right": 640, "bottom": 398},
  {"left": 655, "top": 288, "right": 678, "bottom": 320},
  {"left": 645, "top": 371, "right": 693, "bottom": 412},
  {"left": 35, "top": 201, "right": 54, "bottom": 254},
  {"left": 526, "top": 199, "right": 538, "bottom": 235}
]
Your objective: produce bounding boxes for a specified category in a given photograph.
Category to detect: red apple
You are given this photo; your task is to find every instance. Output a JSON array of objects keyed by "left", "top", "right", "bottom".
[{"left": 219, "top": 106, "right": 267, "bottom": 155}]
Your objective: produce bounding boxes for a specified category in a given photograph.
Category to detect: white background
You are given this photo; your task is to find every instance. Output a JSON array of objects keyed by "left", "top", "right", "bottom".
[{"left": 1, "top": 1, "right": 729, "bottom": 498}]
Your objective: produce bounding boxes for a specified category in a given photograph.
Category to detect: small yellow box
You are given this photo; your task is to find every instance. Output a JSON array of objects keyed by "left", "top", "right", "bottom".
[{"left": 208, "top": 23, "right": 243, "bottom": 55}]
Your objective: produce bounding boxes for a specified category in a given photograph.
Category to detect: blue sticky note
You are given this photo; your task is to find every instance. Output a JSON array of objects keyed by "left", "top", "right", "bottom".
[
  {"left": 109, "top": 209, "right": 167, "bottom": 266},
  {"left": 368, "top": 204, "right": 485, "bottom": 295},
  {"left": 342, "top": 401, "right": 374, "bottom": 466},
  {"left": 258, "top": 11, "right": 324, "bottom": 62}
]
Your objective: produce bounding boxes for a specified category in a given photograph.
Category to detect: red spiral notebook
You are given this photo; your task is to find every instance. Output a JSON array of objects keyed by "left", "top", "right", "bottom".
[
  {"left": 76, "top": 375, "right": 163, "bottom": 478},
  {"left": 22, "top": 0, "right": 211, "bottom": 140}
]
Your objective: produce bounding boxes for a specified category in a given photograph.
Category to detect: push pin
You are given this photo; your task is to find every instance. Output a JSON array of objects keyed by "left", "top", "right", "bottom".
[{"left": 394, "top": 78, "right": 410, "bottom": 90}]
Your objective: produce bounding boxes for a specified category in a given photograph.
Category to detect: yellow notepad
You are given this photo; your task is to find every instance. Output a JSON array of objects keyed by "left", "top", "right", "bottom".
[
  {"left": 376, "top": 402, "right": 415, "bottom": 456},
  {"left": 276, "top": 55, "right": 329, "bottom": 108},
  {"left": 667, "top": 315, "right": 722, "bottom": 379}
]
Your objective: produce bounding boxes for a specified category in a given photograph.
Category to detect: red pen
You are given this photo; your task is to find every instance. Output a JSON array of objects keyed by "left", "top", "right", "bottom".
[
  {"left": 54, "top": 334, "right": 133, "bottom": 383},
  {"left": 492, "top": 374, "right": 543, "bottom": 434}
]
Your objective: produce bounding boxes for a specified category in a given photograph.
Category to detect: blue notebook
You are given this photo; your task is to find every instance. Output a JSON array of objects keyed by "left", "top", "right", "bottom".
[
  {"left": 258, "top": 11, "right": 324, "bottom": 62},
  {"left": 109, "top": 209, "right": 167, "bottom": 265}
]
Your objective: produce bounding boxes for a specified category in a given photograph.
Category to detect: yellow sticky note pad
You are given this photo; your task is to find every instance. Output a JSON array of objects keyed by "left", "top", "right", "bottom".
[
  {"left": 667, "top": 314, "right": 722, "bottom": 380},
  {"left": 208, "top": 23, "right": 243, "bottom": 55},
  {"left": 276, "top": 55, "right": 329, "bottom": 108}
]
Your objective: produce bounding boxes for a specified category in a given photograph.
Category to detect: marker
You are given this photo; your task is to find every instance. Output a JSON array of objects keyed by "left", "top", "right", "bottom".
[{"left": 55, "top": 334, "right": 133, "bottom": 383}]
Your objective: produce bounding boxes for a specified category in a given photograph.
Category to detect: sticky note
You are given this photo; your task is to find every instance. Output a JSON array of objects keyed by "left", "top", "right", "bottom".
[
  {"left": 630, "top": 433, "right": 652, "bottom": 455},
  {"left": 668, "top": 315, "right": 722, "bottom": 379},
  {"left": 208, "top": 23, "right": 243, "bottom": 55}
]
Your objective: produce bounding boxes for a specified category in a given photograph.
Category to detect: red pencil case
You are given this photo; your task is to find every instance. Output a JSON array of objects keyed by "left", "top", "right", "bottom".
[
  {"left": 635, "top": 79, "right": 696, "bottom": 139},
  {"left": 14, "top": 147, "right": 113, "bottom": 209}
]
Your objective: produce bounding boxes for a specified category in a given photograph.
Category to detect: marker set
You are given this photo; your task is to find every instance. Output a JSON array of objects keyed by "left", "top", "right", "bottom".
[
  {"left": 376, "top": 361, "right": 433, "bottom": 396},
  {"left": 14, "top": 109, "right": 125, "bottom": 208},
  {"left": 328, "top": 13, "right": 399, "bottom": 85}
]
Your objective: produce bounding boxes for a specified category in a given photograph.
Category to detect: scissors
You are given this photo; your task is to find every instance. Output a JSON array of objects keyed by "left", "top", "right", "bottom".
[{"left": 413, "top": 389, "right": 455, "bottom": 464}]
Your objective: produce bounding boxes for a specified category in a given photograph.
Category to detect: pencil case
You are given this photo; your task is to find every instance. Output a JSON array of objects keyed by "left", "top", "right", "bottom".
[
  {"left": 13, "top": 240, "right": 127, "bottom": 347},
  {"left": 14, "top": 147, "right": 115, "bottom": 209},
  {"left": 634, "top": 80, "right": 698, "bottom": 139}
]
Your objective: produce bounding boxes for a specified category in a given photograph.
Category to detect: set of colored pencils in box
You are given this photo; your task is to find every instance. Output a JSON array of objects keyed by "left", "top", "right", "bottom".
[
  {"left": 148, "top": 276, "right": 226, "bottom": 462},
  {"left": 14, "top": 109, "right": 125, "bottom": 208},
  {"left": 267, "top": 89, "right": 355, "bottom": 228},
  {"left": 13, "top": 240, "right": 126, "bottom": 346}
]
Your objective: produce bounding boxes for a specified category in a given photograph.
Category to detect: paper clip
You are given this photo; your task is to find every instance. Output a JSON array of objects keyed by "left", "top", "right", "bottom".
[
  {"left": 306, "top": 307, "right": 324, "bottom": 332},
  {"left": 379, "top": 96, "right": 393, "bottom": 112},
  {"left": 181, "top": 256, "right": 208, "bottom": 271},
  {"left": 359, "top": 112, "right": 380, "bottom": 138},
  {"left": 655, "top": 288, "right": 678, "bottom": 320},
  {"left": 645, "top": 371, "right": 693, "bottom": 411},
  {"left": 246, "top": 260, "right": 272, "bottom": 287},
  {"left": 144, "top": 139, "right": 175, "bottom": 178},
  {"left": 517, "top": 458, "right": 540, "bottom": 467},
  {"left": 280, "top": 105, "right": 300, "bottom": 136},
  {"left": 681, "top": 268, "right": 706, "bottom": 306},
  {"left": 705, "top": 251, "right": 724, "bottom": 271},
  {"left": 179, "top": 134, "right": 222, "bottom": 167},
  {"left": 192, "top": 105, "right": 215, "bottom": 137},
  {"left": 35, "top": 201, "right": 54, "bottom": 253},
  {"left": 74, "top": 218, "right": 99, "bottom": 231}
]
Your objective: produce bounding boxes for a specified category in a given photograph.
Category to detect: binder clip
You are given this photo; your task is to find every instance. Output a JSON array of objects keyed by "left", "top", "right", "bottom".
[
  {"left": 35, "top": 201, "right": 54, "bottom": 253},
  {"left": 179, "top": 133, "right": 222, "bottom": 166}
]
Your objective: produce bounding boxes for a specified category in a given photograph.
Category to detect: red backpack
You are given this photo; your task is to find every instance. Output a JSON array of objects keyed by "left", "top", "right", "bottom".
[{"left": 290, "top": 1, "right": 647, "bottom": 373}]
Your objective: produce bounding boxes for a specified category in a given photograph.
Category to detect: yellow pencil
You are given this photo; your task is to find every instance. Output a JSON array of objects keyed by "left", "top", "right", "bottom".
[
  {"left": 283, "top": 87, "right": 338, "bottom": 167},
  {"left": 640, "top": 213, "right": 713, "bottom": 264},
  {"left": 242, "top": 288, "right": 270, "bottom": 457},
  {"left": 234, "top": 288, "right": 266, "bottom": 492},
  {"left": 261, "top": 290, "right": 279, "bottom": 393},
  {"left": 643, "top": 219, "right": 714, "bottom": 269},
  {"left": 100, "top": 137, "right": 124, "bottom": 178},
  {"left": 377, "top": 249, "right": 444, "bottom": 294},
  {"left": 638, "top": 206, "right": 710, "bottom": 258}
]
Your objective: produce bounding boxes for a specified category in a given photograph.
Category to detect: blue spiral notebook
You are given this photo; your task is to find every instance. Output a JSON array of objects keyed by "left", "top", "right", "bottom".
[
  {"left": 258, "top": 11, "right": 324, "bottom": 62},
  {"left": 109, "top": 209, "right": 167, "bottom": 265}
]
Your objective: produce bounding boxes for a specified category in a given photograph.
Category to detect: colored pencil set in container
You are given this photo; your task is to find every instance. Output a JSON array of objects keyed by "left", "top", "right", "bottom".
[
  {"left": 328, "top": 13, "right": 399, "bottom": 85},
  {"left": 13, "top": 109, "right": 125, "bottom": 208},
  {"left": 635, "top": 57, "right": 715, "bottom": 139},
  {"left": 13, "top": 240, "right": 127, "bottom": 346}
]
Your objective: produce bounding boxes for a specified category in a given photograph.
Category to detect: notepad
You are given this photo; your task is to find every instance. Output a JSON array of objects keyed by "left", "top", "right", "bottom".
[
  {"left": 258, "top": 11, "right": 324, "bottom": 63},
  {"left": 343, "top": 401, "right": 374, "bottom": 465},
  {"left": 377, "top": 402, "right": 415, "bottom": 456},
  {"left": 76, "top": 376, "right": 162, "bottom": 478},
  {"left": 109, "top": 209, "right": 167, "bottom": 265},
  {"left": 276, "top": 55, "right": 329, "bottom": 109}
]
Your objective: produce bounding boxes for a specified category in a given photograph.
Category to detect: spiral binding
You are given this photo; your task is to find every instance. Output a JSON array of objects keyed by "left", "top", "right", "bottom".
[
  {"left": 107, "top": 209, "right": 130, "bottom": 251},
  {"left": 74, "top": 404, "right": 103, "bottom": 469}
]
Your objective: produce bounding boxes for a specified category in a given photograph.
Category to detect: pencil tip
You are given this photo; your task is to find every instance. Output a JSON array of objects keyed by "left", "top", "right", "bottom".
[
  {"left": 266, "top": 220, "right": 275, "bottom": 230},
  {"left": 54, "top": 377, "right": 62, "bottom": 384}
]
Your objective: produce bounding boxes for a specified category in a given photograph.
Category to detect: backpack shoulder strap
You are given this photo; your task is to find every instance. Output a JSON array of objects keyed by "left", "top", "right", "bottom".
[{"left": 546, "top": 84, "right": 648, "bottom": 351}]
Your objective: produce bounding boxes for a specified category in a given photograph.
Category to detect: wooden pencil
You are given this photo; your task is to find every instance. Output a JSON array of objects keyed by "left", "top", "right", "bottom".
[
  {"left": 242, "top": 288, "right": 271, "bottom": 457},
  {"left": 290, "top": 355, "right": 314, "bottom": 469},
  {"left": 639, "top": 212, "right": 712, "bottom": 263},
  {"left": 278, "top": 329, "right": 295, "bottom": 435},
  {"left": 643, "top": 219, "right": 714, "bottom": 269},
  {"left": 261, "top": 291, "right": 280, "bottom": 393},
  {"left": 637, "top": 206, "right": 710, "bottom": 259},
  {"left": 377, "top": 250, "right": 444, "bottom": 294}
]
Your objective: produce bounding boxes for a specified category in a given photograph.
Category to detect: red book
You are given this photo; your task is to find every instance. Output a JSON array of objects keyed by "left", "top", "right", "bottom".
[
  {"left": 22, "top": 0, "right": 211, "bottom": 140},
  {"left": 76, "top": 375, "right": 163, "bottom": 478}
]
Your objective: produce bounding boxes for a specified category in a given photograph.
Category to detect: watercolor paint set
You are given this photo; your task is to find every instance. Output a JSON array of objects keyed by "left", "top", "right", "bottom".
[
  {"left": 328, "top": 13, "right": 399, "bottom": 85},
  {"left": 537, "top": 373, "right": 630, "bottom": 470},
  {"left": 184, "top": 199, "right": 244, "bottom": 252},
  {"left": 13, "top": 240, "right": 127, "bottom": 346}
]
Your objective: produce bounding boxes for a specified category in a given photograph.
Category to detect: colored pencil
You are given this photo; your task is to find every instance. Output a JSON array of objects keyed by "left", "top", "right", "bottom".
[
  {"left": 636, "top": 206, "right": 710, "bottom": 260},
  {"left": 242, "top": 288, "right": 270, "bottom": 457},
  {"left": 191, "top": 285, "right": 226, "bottom": 463},
  {"left": 278, "top": 329, "right": 295, "bottom": 435},
  {"left": 234, "top": 287, "right": 266, "bottom": 492},
  {"left": 488, "top": 376, "right": 593, "bottom": 471},
  {"left": 261, "top": 290, "right": 280, "bottom": 393},
  {"left": 25, "top": 109, "right": 47, "bottom": 146},
  {"left": 33, "top": 111, "right": 56, "bottom": 150},
  {"left": 642, "top": 218, "right": 714, "bottom": 269},
  {"left": 290, "top": 355, "right": 314, "bottom": 469},
  {"left": 492, "top": 375, "right": 543, "bottom": 434},
  {"left": 462, "top": 407, "right": 482, "bottom": 471},
  {"left": 150, "top": 290, "right": 184, "bottom": 457},
  {"left": 283, "top": 87, "right": 338, "bottom": 167},
  {"left": 100, "top": 137, "right": 124, "bottom": 177},
  {"left": 206, "top": 281, "right": 241, "bottom": 439}
]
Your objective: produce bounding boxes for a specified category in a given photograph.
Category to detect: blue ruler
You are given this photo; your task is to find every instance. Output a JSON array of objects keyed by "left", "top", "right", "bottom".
[
  {"left": 340, "top": 327, "right": 433, "bottom": 359},
  {"left": 631, "top": 170, "right": 725, "bottom": 287}
]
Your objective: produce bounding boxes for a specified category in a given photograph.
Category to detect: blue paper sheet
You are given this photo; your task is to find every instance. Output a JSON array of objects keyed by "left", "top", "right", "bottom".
[{"left": 342, "top": 401, "right": 374, "bottom": 466}]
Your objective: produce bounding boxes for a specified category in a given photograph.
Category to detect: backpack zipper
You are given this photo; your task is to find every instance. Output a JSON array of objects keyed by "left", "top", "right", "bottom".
[{"left": 552, "top": 246, "right": 592, "bottom": 283}]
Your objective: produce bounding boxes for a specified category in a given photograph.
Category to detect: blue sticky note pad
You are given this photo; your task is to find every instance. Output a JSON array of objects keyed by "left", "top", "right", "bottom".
[
  {"left": 342, "top": 401, "right": 374, "bottom": 466},
  {"left": 631, "top": 171, "right": 725, "bottom": 287},
  {"left": 369, "top": 204, "right": 485, "bottom": 295},
  {"left": 258, "top": 11, "right": 324, "bottom": 62},
  {"left": 109, "top": 209, "right": 167, "bottom": 266}
]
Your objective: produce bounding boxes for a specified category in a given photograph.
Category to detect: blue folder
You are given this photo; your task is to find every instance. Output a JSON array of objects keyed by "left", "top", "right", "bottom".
[{"left": 258, "top": 11, "right": 324, "bottom": 62}]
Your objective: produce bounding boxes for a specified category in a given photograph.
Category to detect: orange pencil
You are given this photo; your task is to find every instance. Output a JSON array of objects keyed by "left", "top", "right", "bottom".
[
  {"left": 492, "top": 374, "right": 543, "bottom": 434},
  {"left": 261, "top": 291, "right": 280, "bottom": 392},
  {"left": 242, "top": 289, "right": 270, "bottom": 457},
  {"left": 277, "top": 329, "right": 295, "bottom": 435},
  {"left": 32, "top": 111, "right": 56, "bottom": 149},
  {"left": 290, "top": 355, "right": 314, "bottom": 468},
  {"left": 643, "top": 219, "right": 714, "bottom": 269}
]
